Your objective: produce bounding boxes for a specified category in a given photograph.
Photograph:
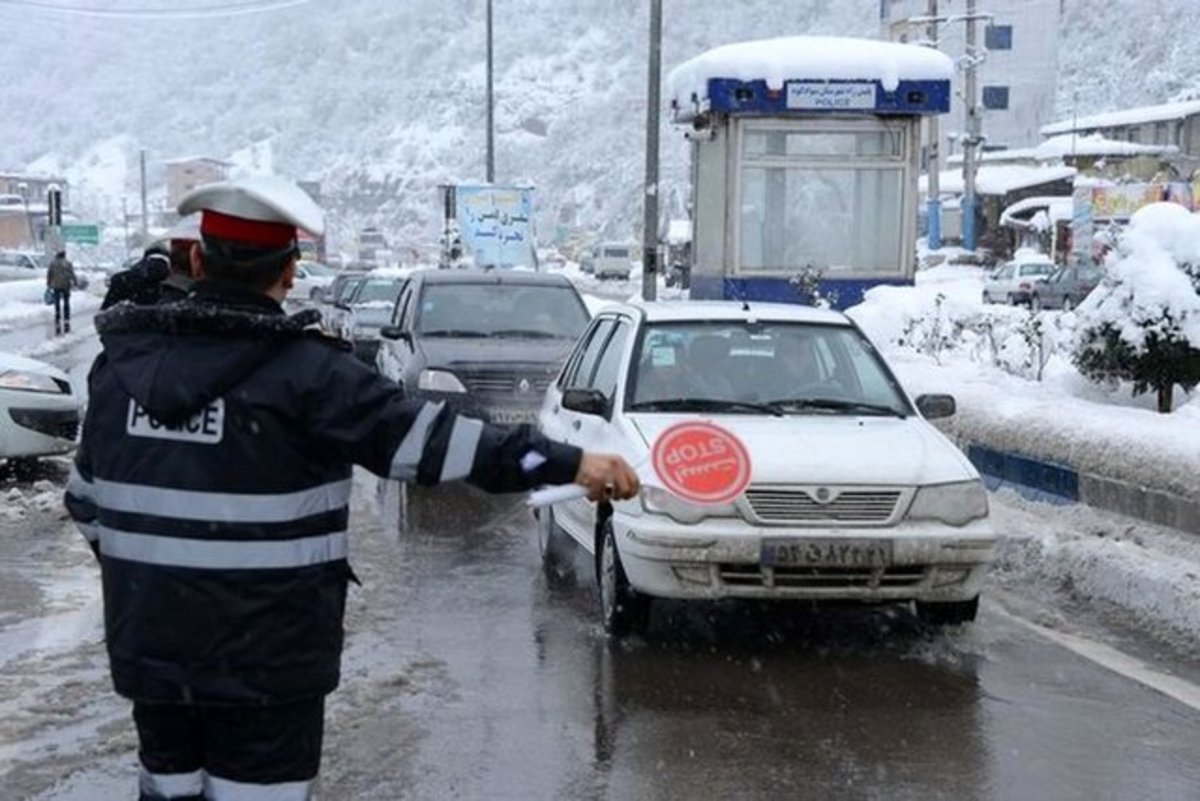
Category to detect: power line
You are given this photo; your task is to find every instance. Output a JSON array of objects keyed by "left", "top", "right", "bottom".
[{"left": 0, "top": 0, "right": 313, "bottom": 19}]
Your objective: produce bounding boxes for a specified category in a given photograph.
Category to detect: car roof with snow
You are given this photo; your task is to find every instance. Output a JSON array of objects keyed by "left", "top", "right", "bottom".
[{"left": 603, "top": 301, "right": 851, "bottom": 326}]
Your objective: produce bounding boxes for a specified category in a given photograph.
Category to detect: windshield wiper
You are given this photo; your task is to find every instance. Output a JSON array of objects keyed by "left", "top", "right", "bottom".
[
  {"left": 489, "top": 328, "right": 559, "bottom": 339},
  {"left": 628, "top": 398, "right": 783, "bottom": 417},
  {"left": 420, "top": 329, "right": 489, "bottom": 338},
  {"left": 765, "top": 397, "right": 907, "bottom": 418}
]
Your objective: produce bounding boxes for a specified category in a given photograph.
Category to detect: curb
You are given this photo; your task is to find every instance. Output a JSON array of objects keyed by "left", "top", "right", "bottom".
[{"left": 960, "top": 441, "right": 1200, "bottom": 533}]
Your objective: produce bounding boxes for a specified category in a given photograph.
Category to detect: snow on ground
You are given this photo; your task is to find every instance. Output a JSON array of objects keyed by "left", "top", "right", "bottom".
[{"left": 0, "top": 281, "right": 101, "bottom": 338}]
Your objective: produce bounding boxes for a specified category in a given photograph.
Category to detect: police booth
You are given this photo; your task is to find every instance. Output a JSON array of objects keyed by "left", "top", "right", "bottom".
[{"left": 668, "top": 37, "right": 952, "bottom": 309}]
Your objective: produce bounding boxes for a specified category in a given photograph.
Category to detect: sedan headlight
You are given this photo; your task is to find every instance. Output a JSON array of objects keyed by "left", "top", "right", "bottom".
[
  {"left": 906, "top": 480, "right": 989, "bottom": 526},
  {"left": 641, "top": 486, "right": 738, "bottom": 524},
  {"left": 0, "top": 369, "right": 65, "bottom": 394},
  {"left": 418, "top": 369, "right": 467, "bottom": 393}
]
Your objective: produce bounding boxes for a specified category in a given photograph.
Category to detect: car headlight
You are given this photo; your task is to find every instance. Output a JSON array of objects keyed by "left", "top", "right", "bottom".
[
  {"left": 906, "top": 480, "right": 989, "bottom": 526},
  {"left": 0, "top": 369, "right": 65, "bottom": 394},
  {"left": 418, "top": 369, "right": 467, "bottom": 393},
  {"left": 641, "top": 486, "right": 738, "bottom": 524}
]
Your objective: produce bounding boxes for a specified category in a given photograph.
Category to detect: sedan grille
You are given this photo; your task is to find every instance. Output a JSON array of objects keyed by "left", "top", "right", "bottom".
[
  {"left": 744, "top": 488, "right": 903, "bottom": 525},
  {"left": 455, "top": 366, "right": 557, "bottom": 399},
  {"left": 9, "top": 408, "right": 80, "bottom": 441},
  {"left": 720, "top": 564, "right": 927, "bottom": 590}
]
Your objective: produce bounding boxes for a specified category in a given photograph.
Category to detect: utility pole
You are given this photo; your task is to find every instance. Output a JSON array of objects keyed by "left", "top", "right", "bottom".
[
  {"left": 485, "top": 0, "right": 495, "bottom": 184},
  {"left": 641, "top": 0, "right": 662, "bottom": 302},
  {"left": 139, "top": 148, "right": 149, "bottom": 239},
  {"left": 925, "top": 0, "right": 942, "bottom": 250},
  {"left": 961, "top": 0, "right": 981, "bottom": 252}
]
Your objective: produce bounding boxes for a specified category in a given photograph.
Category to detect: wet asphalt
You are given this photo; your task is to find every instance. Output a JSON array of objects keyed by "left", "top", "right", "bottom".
[{"left": 315, "top": 483, "right": 1200, "bottom": 801}]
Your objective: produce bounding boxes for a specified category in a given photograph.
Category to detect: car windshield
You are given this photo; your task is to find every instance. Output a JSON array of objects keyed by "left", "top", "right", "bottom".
[
  {"left": 417, "top": 282, "right": 589, "bottom": 339},
  {"left": 1020, "top": 263, "right": 1053, "bottom": 276},
  {"left": 354, "top": 279, "right": 404, "bottom": 304},
  {"left": 301, "top": 262, "right": 335, "bottom": 277},
  {"left": 628, "top": 320, "right": 910, "bottom": 416}
]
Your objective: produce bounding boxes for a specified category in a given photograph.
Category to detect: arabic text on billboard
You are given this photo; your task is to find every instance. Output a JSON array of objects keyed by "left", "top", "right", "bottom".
[{"left": 456, "top": 186, "right": 534, "bottom": 267}]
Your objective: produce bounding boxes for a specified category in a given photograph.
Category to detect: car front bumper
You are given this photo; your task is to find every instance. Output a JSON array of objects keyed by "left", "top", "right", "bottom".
[
  {"left": 2, "top": 398, "right": 81, "bottom": 459},
  {"left": 611, "top": 512, "right": 996, "bottom": 603}
]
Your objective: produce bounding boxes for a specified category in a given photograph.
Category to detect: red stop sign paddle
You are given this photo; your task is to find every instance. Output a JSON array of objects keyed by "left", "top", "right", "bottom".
[{"left": 651, "top": 421, "right": 752, "bottom": 505}]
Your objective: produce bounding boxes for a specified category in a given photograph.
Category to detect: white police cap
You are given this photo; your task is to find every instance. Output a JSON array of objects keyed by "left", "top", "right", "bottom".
[{"left": 178, "top": 175, "right": 325, "bottom": 245}]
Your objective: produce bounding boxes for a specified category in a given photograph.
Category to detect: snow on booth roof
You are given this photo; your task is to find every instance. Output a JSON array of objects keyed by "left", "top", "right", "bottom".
[{"left": 668, "top": 36, "right": 954, "bottom": 119}]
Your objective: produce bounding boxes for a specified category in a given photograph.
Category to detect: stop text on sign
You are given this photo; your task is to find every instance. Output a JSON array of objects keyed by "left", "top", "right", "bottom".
[{"left": 651, "top": 421, "right": 751, "bottom": 505}]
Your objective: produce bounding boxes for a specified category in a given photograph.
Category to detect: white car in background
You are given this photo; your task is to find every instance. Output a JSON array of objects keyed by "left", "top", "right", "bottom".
[
  {"left": 982, "top": 258, "right": 1056, "bottom": 305},
  {"left": 0, "top": 251, "right": 45, "bottom": 282},
  {"left": 0, "top": 351, "right": 82, "bottom": 469},
  {"left": 291, "top": 260, "right": 338, "bottom": 302},
  {"left": 536, "top": 302, "right": 995, "bottom": 636},
  {"left": 592, "top": 243, "right": 635, "bottom": 280}
]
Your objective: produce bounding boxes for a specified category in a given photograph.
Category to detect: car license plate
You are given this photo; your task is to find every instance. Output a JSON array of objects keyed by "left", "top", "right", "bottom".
[
  {"left": 490, "top": 408, "right": 538, "bottom": 425},
  {"left": 761, "top": 538, "right": 892, "bottom": 568}
]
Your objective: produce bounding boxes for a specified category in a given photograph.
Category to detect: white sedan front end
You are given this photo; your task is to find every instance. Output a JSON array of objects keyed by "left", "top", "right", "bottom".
[{"left": 0, "top": 352, "right": 82, "bottom": 460}]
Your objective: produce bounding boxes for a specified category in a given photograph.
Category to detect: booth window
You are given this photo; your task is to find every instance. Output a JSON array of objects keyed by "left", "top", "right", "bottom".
[{"left": 735, "top": 120, "right": 908, "bottom": 277}]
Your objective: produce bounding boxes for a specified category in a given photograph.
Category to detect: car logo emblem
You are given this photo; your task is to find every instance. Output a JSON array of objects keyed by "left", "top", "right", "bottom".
[
  {"left": 814, "top": 487, "right": 832, "bottom": 503},
  {"left": 517, "top": 379, "right": 531, "bottom": 394}
]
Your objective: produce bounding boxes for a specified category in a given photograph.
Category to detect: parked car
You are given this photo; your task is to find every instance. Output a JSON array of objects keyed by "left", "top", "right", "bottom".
[
  {"left": 0, "top": 351, "right": 82, "bottom": 471},
  {"left": 377, "top": 269, "right": 591, "bottom": 424},
  {"left": 0, "top": 250, "right": 45, "bottom": 282},
  {"left": 593, "top": 243, "right": 635, "bottom": 280},
  {"left": 292, "top": 260, "right": 337, "bottom": 302},
  {"left": 535, "top": 301, "right": 995, "bottom": 636},
  {"left": 1030, "top": 263, "right": 1103, "bottom": 311},
  {"left": 982, "top": 259, "right": 1056, "bottom": 305},
  {"left": 324, "top": 271, "right": 367, "bottom": 306},
  {"left": 343, "top": 274, "right": 408, "bottom": 364}
]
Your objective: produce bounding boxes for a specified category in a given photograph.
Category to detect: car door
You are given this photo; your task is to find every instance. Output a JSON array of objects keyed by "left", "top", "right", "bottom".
[
  {"left": 989, "top": 264, "right": 1014, "bottom": 298},
  {"left": 378, "top": 279, "right": 415, "bottom": 383}
]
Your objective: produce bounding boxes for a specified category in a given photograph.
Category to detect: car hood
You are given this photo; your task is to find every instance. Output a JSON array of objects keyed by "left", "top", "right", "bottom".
[
  {"left": 419, "top": 336, "right": 576, "bottom": 367},
  {"left": 0, "top": 351, "right": 69, "bottom": 383},
  {"left": 628, "top": 414, "right": 976, "bottom": 487}
]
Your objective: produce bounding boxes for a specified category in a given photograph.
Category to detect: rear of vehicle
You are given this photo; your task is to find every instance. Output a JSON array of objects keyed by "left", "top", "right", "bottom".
[
  {"left": 594, "top": 244, "right": 633, "bottom": 280},
  {"left": 0, "top": 352, "right": 82, "bottom": 462},
  {"left": 402, "top": 274, "right": 590, "bottom": 425}
]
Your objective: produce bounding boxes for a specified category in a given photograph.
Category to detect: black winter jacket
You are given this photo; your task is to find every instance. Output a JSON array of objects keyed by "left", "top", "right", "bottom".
[{"left": 65, "top": 283, "right": 581, "bottom": 705}]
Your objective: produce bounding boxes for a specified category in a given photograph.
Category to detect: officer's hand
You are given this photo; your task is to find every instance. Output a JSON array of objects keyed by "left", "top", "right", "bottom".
[{"left": 575, "top": 453, "right": 640, "bottom": 502}]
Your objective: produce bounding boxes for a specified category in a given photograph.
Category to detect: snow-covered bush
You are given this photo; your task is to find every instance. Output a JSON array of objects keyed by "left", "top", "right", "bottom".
[{"left": 1073, "top": 203, "right": 1200, "bottom": 413}]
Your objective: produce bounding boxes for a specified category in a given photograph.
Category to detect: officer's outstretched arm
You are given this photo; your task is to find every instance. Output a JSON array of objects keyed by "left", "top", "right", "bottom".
[{"left": 307, "top": 350, "right": 637, "bottom": 496}]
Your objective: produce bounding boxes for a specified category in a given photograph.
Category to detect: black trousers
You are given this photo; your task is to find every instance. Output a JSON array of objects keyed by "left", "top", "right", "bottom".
[
  {"left": 52, "top": 288, "right": 70, "bottom": 324},
  {"left": 133, "top": 697, "right": 325, "bottom": 800}
]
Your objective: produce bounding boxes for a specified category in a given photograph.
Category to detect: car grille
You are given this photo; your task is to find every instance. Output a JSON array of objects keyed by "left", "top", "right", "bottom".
[
  {"left": 719, "top": 564, "right": 927, "bottom": 590},
  {"left": 744, "top": 488, "right": 904, "bottom": 525},
  {"left": 455, "top": 366, "right": 557, "bottom": 399},
  {"left": 9, "top": 408, "right": 80, "bottom": 441}
]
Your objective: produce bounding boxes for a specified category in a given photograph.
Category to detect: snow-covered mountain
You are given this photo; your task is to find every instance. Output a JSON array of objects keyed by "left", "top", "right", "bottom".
[{"left": 2, "top": 0, "right": 1197, "bottom": 250}]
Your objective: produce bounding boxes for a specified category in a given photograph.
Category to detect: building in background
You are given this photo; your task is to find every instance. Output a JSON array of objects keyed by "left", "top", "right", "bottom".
[
  {"left": 164, "top": 156, "right": 231, "bottom": 209},
  {"left": 0, "top": 173, "right": 69, "bottom": 249},
  {"left": 1039, "top": 100, "right": 1200, "bottom": 178},
  {"left": 883, "top": 0, "right": 1062, "bottom": 154}
]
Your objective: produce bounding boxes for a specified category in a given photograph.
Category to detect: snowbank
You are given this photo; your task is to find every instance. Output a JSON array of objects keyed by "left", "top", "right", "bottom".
[
  {"left": 668, "top": 35, "right": 953, "bottom": 108},
  {"left": 0, "top": 280, "right": 101, "bottom": 333}
]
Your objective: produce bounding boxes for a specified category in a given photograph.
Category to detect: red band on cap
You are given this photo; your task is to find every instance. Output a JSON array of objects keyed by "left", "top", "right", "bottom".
[{"left": 201, "top": 210, "right": 296, "bottom": 249}]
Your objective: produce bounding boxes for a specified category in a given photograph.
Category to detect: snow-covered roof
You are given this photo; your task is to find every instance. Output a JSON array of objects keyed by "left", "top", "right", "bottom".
[
  {"left": 921, "top": 165, "right": 1077, "bottom": 197},
  {"left": 163, "top": 155, "right": 233, "bottom": 166},
  {"left": 668, "top": 35, "right": 954, "bottom": 107},
  {"left": 1040, "top": 100, "right": 1200, "bottom": 136},
  {"left": 1000, "top": 196, "right": 1074, "bottom": 229},
  {"left": 1034, "top": 133, "right": 1176, "bottom": 160}
]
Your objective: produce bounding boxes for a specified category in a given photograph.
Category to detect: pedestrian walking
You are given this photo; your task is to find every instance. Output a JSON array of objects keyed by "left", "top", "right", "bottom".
[
  {"left": 46, "top": 249, "right": 77, "bottom": 334},
  {"left": 64, "top": 175, "right": 638, "bottom": 801}
]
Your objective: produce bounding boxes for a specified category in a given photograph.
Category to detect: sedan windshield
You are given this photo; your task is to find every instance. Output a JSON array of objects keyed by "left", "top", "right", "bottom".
[
  {"left": 417, "top": 283, "right": 589, "bottom": 339},
  {"left": 628, "top": 320, "right": 910, "bottom": 416},
  {"left": 353, "top": 278, "right": 404, "bottom": 305}
]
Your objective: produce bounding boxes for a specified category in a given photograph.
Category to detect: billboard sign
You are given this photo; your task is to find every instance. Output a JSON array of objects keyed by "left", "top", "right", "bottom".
[{"left": 454, "top": 185, "right": 535, "bottom": 268}]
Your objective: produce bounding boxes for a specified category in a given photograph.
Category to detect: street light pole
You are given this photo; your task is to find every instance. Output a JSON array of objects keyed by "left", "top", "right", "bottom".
[
  {"left": 641, "top": 0, "right": 662, "bottom": 302},
  {"left": 925, "top": 0, "right": 942, "bottom": 251},
  {"left": 961, "top": 0, "right": 980, "bottom": 251},
  {"left": 139, "top": 148, "right": 149, "bottom": 239},
  {"left": 485, "top": 0, "right": 495, "bottom": 184}
]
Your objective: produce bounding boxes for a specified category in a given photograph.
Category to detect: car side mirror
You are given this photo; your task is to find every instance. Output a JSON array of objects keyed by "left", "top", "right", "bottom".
[
  {"left": 916, "top": 394, "right": 956, "bottom": 420},
  {"left": 562, "top": 388, "right": 609, "bottom": 417},
  {"left": 380, "top": 326, "right": 411, "bottom": 343}
]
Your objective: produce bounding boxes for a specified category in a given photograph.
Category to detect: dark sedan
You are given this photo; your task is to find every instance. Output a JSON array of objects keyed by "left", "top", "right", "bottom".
[
  {"left": 1030, "top": 263, "right": 1103, "bottom": 311},
  {"left": 376, "top": 269, "right": 591, "bottom": 426}
]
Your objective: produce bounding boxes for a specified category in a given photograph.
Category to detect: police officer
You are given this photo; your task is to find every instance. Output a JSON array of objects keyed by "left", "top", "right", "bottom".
[
  {"left": 102, "top": 214, "right": 201, "bottom": 309},
  {"left": 65, "top": 175, "right": 638, "bottom": 801}
]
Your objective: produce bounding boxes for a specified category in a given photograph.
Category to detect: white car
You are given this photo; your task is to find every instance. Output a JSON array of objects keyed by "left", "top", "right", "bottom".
[
  {"left": 291, "top": 260, "right": 337, "bottom": 302},
  {"left": 0, "top": 250, "right": 45, "bottom": 282},
  {"left": 537, "top": 301, "right": 995, "bottom": 636},
  {"left": 0, "top": 351, "right": 82, "bottom": 466},
  {"left": 592, "top": 243, "right": 635, "bottom": 280},
  {"left": 982, "top": 259, "right": 1056, "bottom": 305}
]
